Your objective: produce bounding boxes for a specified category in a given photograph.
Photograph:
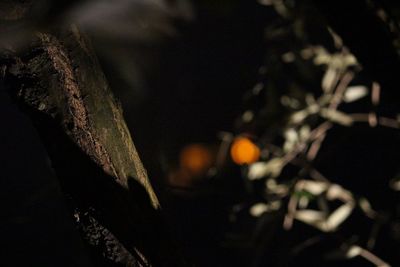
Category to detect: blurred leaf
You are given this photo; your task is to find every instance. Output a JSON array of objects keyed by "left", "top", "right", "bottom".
[
  {"left": 326, "top": 202, "right": 354, "bottom": 230},
  {"left": 250, "top": 203, "right": 269, "bottom": 217},
  {"left": 343, "top": 86, "right": 368, "bottom": 103},
  {"left": 290, "top": 110, "right": 310, "bottom": 124},
  {"left": 320, "top": 108, "right": 354, "bottom": 126},
  {"left": 295, "top": 210, "right": 325, "bottom": 224},
  {"left": 322, "top": 67, "right": 337, "bottom": 92},
  {"left": 248, "top": 158, "right": 284, "bottom": 179},
  {"left": 297, "top": 180, "right": 328, "bottom": 195},
  {"left": 346, "top": 245, "right": 362, "bottom": 258},
  {"left": 248, "top": 162, "right": 270, "bottom": 180}
]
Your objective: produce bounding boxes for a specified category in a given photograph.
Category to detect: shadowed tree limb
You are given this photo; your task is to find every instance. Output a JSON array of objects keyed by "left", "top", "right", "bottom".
[{"left": 0, "top": 1, "right": 186, "bottom": 266}]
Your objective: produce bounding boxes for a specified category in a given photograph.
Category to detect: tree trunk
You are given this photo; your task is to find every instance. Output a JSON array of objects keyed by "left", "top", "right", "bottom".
[{"left": 0, "top": 2, "right": 185, "bottom": 266}]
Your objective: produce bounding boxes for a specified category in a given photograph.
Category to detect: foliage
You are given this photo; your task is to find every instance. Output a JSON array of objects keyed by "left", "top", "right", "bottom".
[{"left": 211, "top": 1, "right": 400, "bottom": 266}]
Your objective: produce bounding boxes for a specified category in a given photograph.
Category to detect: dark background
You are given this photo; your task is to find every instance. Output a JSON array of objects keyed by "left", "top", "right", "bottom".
[{"left": 2, "top": 0, "right": 400, "bottom": 266}]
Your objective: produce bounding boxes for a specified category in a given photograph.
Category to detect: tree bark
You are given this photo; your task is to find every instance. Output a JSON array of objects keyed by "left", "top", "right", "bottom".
[{"left": 1, "top": 2, "right": 185, "bottom": 266}]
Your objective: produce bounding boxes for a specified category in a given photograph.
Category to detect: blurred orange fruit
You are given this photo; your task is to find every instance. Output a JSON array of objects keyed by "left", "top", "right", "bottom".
[
  {"left": 180, "top": 144, "right": 213, "bottom": 176},
  {"left": 230, "top": 137, "right": 260, "bottom": 165}
]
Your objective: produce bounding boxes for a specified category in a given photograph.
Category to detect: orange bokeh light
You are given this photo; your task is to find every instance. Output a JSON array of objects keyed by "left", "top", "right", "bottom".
[
  {"left": 230, "top": 137, "right": 260, "bottom": 165},
  {"left": 180, "top": 144, "right": 213, "bottom": 176}
]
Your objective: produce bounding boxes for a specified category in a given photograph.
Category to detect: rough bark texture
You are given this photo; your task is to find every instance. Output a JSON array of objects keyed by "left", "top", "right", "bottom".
[
  {"left": 0, "top": 2, "right": 185, "bottom": 266},
  {"left": 31, "top": 28, "right": 159, "bottom": 206}
]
